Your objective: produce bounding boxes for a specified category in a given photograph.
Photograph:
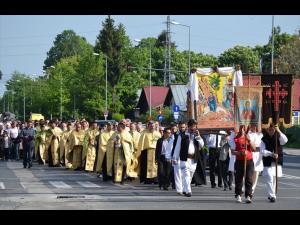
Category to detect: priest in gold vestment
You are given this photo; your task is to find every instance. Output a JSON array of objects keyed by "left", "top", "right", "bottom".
[
  {"left": 69, "top": 123, "right": 86, "bottom": 170},
  {"left": 106, "top": 123, "right": 135, "bottom": 183},
  {"left": 84, "top": 122, "right": 100, "bottom": 171},
  {"left": 59, "top": 122, "right": 73, "bottom": 168},
  {"left": 46, "top": 121, "right": 62, "bottom": 167},
  {"left": 129, "top": 123, "right": 141, "bottom": 178},
  {"left": 136, "top": 121, "right": 161, "bottom": 184}
]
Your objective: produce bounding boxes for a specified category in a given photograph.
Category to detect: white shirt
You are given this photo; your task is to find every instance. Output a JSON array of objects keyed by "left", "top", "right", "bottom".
[
  {"left": 248, "top": 131, "right": 263, "bottom": 147},
  {"left": 161, "top": 139, "right": 169, "bottom": 155},
  {"left": 233, "top": 69, "right": 243, "bottom": 86},
  {"left": 9, "top": 127, "right": 19, "bottom": 139},
  {"left": 4, "top": 136, "right": 10, "bottom": 148},
  {"left": 260, "top": 131, "right": 288, "bottom": 157},
  {"left": 173, "top": 131, "right": 204, "bottom": 161},
  {"left": 206, "top": 133, "right": 223, "bottom": 148}
]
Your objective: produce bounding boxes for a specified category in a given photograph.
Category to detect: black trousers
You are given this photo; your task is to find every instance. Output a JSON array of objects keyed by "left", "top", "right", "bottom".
[
  {"left": 219, "top": 156, "right": 233, "bottom": 188},
  {"left": 23, "top": 143, "right": 34, "bottom": 167},
  {"left": 234, "top": 159, "right": 254, "bottom": 198},
  {"left": 140, "top": 150, "right": 157, "bottom": 184},
  {"left": 157, "top": 155, "right": 171, "bottom": 188},
  {"left": 209, "top": 148, "right": 222, "bottom": 186},
  {"left": 102, "top": 153, "right": 109, "bottom": 181}
]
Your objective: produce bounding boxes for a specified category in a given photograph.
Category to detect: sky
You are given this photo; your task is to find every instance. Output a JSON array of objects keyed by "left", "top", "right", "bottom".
[{"left": 0, "top": 15, "right": 299, "bottom": 96}]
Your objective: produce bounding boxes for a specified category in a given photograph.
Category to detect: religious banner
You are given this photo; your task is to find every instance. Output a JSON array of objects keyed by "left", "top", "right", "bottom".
[
  {"left": 234, "top": 86, "right": 263, "bottom": 132},
  {"left": 188, "top": 67, "right": 235, "bottom": 129},
  {"left": 261, "top": 74, "right": 293, "bottom": 128}
]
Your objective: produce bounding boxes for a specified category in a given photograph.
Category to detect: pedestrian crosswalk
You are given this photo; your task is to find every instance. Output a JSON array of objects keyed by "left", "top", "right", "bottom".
[{"left": 0, "top": 182, "right": 5, "bottom": 189}]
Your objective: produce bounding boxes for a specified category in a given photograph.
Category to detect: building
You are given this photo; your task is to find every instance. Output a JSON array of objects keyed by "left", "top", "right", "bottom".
[
  {"left": 164, "top": 84, "right": 188, "bottom": 122},
  {"left": 135, "top": 86, "right": 169, "bottom": 116}
]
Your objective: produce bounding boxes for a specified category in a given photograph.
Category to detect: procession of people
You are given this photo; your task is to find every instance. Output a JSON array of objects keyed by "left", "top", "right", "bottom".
[{"left": 0, "top": 115, "right": 288, "bottom": 204}]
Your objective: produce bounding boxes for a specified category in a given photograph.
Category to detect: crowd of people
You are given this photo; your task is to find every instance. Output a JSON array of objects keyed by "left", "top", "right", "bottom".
[{"left": 0, "top": 118, "right": 287, "bottom": 204}]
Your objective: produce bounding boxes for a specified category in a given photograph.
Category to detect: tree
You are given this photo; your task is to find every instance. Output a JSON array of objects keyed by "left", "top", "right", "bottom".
[
  {"left": 155, "top": 30, "right": 176, "bottom": 48},
  {"left": 277, "top": 34, "right": 300, "bottom": 78},
  {"left": 218, "top": 45, "right": 259, "bottom": 73},
  {"left": 254, "top": 26, "right": 293, "bottom": 73},
  {"left": 94, "top": 16, "right": 130, "bottom": 113},
  {"left": 43, "top": 30, "right": 93, "bottom": 70}
]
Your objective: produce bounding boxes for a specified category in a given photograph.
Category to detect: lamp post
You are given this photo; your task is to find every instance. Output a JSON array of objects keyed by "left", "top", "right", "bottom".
[
  {"left": 16, "top": 79, "right": 25, "bottom": 122},
  {"left": 93, "top": 52, "right": 108, "bottom": 120},
  {"left": 271, "top": 15, "right": 275, "bottom": 74},
  {"left": 134, "top": 39, "right": 152, "bottom": 118},
  {"left": 170, "top": 20, "right": 191, "bottom": 76},
  {"left": 49, "top": 65, "right": 62, "bottom": 121}
]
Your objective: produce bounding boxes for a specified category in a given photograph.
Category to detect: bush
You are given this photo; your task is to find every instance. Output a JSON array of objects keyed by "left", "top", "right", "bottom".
[
  {"left": 112, "top": 113, "right": 125, "bottom": 122},
  {"left": 283, "top": 125, "right": 300, "bottom": 148}
]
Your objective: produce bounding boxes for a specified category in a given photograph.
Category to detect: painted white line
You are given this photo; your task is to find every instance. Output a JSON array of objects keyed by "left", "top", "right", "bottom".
[
  {"left": 279, "top": 181, "right": 300, "bottom": 188},
  {"left": 49, "top": 181, "right": 72, "bottom": 189},
  {"left": 76, "top": 181, "right": 101, "bottom": 188},
  {"left": 282, "top": 174, "right": 300, "bottom": 179},
  {"left": 20, "top": 182, "right": 26, "bottom": 189},
  {"left": 0, "top": 182, "right": 5, "bottom": 189}
]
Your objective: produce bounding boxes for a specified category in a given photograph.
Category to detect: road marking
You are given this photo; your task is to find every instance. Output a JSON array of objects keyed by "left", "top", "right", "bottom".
[
  {"left": 20, "top": 182, "right": 26, "bottom": 189},
  {"left": 49, "top": 181, "right": 72, "bottom": 189},
  {"left": 0, "top": 182, "right": 5, "bottom": 189},
  {"left": 282, "top": 174, "right": 300, "bottom": 179},
  {"left": 279, "top": 181, "right": 300, "bottom": 188},
  {"left": 76, "top": 181, "right": 101, "bottom": 188}
]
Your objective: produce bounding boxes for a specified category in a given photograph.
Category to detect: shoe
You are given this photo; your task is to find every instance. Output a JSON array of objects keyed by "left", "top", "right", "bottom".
[
  {"left": 163, "top": 186, "right": 168, "bottom": 191},
  {"left": 177, "top": 192, "right": 184, "bottom": 196},
  {"left": 236, "top": 195, "right": 242, "bottom": 203},
  {"left": 223, "top": 188, "right": 227, "bottom": 191},
  {"left": 245, "top": 196, "right": 252, "bottom": 203},
  {"left": 185, "top": 193, "right": 192, "bottom": 197},
  {"left": 23, "top": 165, "right": 27, "bottom": 168},
  {"left": 229, "top": 186, "right": 232, "bottom": 191},
  {"left": 218, "top": 184, "right": 223, "bottom": 188},
  {"left": 268, "top": 197, "right": 276, "bottom": 203},
  {"left": 211, "top": 184, "right": 216, "bottom": 188},
  {"left": 183, "top": 192, "right": 186, "bottom": 195}
]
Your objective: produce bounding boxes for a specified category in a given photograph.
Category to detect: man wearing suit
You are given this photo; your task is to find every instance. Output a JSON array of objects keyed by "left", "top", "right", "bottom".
[{"left": 155, "top": 128, "right": 172, "bottom": 190}]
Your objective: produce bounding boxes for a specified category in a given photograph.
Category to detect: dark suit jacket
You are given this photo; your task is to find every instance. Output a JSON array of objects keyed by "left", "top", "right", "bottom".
[{"left": 155, "top": 137, "right": 164, "bottom": 162}]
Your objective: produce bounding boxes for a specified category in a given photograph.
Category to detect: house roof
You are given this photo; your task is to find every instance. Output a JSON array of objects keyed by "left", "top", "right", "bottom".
[
  {"left": 292, "top": 79, "right": 300, "bottom": 111},
  {"left": 166, "top": 84, "right": 188, "bottom": 111},
  {"left": 143, "top": 86, "right": 169, "bottom": 108}
]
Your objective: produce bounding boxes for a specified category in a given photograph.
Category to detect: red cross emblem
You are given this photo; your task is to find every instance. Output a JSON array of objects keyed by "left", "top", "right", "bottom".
[{"left": 265, "top": 80, "right": 289, "bottom": 112}]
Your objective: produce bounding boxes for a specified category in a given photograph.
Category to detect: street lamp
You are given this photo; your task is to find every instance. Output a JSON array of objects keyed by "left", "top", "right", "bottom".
[
  {"left": 49, "top": 65, "right": 62, "bottom": 121},
  {"left": 134, "top": 38, "right": 152, "bottom": 118},
  {"left": 16, "top": 79, "right": 25, "bottom": 122},
  {"left": 170, "top": 20, "right": 191, "bottom": 77},
  {"left": 93, "top": 52, "right": 108, "bottom": 120}
]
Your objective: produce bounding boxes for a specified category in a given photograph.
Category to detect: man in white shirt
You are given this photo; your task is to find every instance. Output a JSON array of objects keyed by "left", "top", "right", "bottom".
[
  {"left": 260, "top": 123, "right": 288, "bottom": 203},
  {"left": 206, "top": 132, "right": 224, "bottom": 188},
  {"left": 8, "top": 121, "right": 20, "bottom": 161},
  {"left": 172, "top": 119, "right": 204, "bottom": 197},
  {"left": 233, "top": 64, "right": 243, "bottom": 87}
]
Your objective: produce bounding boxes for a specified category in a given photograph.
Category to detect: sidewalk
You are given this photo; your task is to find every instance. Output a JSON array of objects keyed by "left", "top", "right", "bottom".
[{"left": 284, "top": 148, "right": 300, "bottom": 156}]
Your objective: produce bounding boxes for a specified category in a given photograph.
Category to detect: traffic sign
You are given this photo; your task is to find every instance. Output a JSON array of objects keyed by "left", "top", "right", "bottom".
[
  {"left": 173, "top": 112, "right": 179, "bottom": 116},
  {"left": 173, "top": 104, "right": 180, "bottom": 112},
  {"left": 157, "top": 115, "right": 164, "bottom": 122},
  {"left": 174, "top": 114, "right": 179, "bottom": 120},
  {"left": 293, "top": 111, "right": 298, "bottom": 116}
]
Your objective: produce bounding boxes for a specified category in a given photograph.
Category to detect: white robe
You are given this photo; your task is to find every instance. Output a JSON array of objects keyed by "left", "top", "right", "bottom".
[{"left": 248, "top": 131, "right": 263, "bottom": 172}]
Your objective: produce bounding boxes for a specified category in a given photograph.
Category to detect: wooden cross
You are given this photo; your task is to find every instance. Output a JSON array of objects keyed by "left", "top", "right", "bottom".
[{"left": 265, "top": 80, "right": 289, "bottom": 112}]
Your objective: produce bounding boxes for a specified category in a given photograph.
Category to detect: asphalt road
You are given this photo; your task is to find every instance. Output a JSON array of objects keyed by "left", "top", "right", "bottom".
[{"left": 1, "top": 153, "right": 300, "bottom": 210}]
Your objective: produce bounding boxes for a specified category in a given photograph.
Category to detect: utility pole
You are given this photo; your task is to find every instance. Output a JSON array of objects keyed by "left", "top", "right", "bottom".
[
  {"left": 271, "top": 15, "right": 275, "bottom": 74},
  {"left": 164, "top": 15, "right": 172, "bottom": 86}
]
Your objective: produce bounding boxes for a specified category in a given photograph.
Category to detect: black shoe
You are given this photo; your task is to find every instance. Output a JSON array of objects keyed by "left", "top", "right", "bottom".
[
  {"left": 163, "top": 186, "right": 168, "bottom": 191},
  {"left": 28, "top": 164, "right": 32, "bottom": 168},
  {"left": 269, "top": 197, "right": 276, "bottom": 203},
  {"left": 223, "top": 188, "right": 227, "bottom": 191},
  {"left": 218, "top": 184, "right": 223, "bottom": 188},
  {"left": 23, "top": 165, "right": 27, "bottom": 168},
  {"left": 183, "top": 192, "right": 186, "bottom": 195},
  {"left": 229, "top": 186, "right": 232, "bottom": 190},
  {"left": 185, "top": 193, "right": 192, "bottom": 197},
  {"left": 211, "top": 184, "right": 216, "bottom": 188}
]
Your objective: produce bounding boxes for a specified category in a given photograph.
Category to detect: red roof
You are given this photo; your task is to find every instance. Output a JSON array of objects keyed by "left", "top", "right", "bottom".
[
  {"left": 292, "top": 79, "right": 300, "bottom": 111},
  {"left": 143, "top": 86, "right": 169, "bottom": 108}
]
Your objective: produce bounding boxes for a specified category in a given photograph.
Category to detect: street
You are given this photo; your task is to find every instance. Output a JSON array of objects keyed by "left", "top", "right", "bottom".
[{"left": 1, "top": 153, "right": 300, "bottom": 210}]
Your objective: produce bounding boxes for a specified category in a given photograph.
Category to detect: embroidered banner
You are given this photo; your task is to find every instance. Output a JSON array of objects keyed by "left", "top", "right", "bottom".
[
  {"left": 235, "top": 86, "right": 263, "bottom": 132},
  {"left": 261, "top": 74, "right": 293, "bottom": 128}
]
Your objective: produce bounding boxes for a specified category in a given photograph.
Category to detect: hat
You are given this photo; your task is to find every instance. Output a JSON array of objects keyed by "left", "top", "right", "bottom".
[{"left": 219, "top": 130, "right": 227, "bottom": 135}]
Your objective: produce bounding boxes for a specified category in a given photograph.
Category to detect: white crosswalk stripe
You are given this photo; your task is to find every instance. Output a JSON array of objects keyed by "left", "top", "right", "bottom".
[
  {"left": 49, "top": 181, "right": 72, "bottom": 189},
  {"left": 0, "top": 182, "right": 5, "bottom": 189},
  {"left": 76, "top": 181, "right": 101, "bottom": 188},
  {"left": 282, "top": 174, "right": 300, "bottom": 179}
]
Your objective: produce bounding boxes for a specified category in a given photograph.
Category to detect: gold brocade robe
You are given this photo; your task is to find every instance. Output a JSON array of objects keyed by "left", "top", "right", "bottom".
[
  {"left": 59, "top": 129, "right": 72, "bottom": 168},
  {"left": 69, "top": 129, "right": 86, "bottom": 170},
  {"left": 84, "top": 129, "right": 100, "bottom": 171},
  {"left": 36, "top": 130, "right": 47, "bottom": 165},
  {"left": 95, "top": 130, "right": 115, "bottom": 173},
  {"left": 137, "top": 129, "right": 161, "bottom": 179},
  {"left": 106, "top": 131, "right": 134, "bottom": 182},
  {"left": 47, "top": 127, "right": 62, "bottom": 166},
  {"left": 129, "top": 131, "right": 141, "bottom": 177}
]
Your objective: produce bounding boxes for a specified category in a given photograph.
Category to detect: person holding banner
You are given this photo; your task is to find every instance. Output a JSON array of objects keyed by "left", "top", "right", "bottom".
[
  {"left": 231, "top": 125, "right": 254, "bottom": 203},
  {"left": 260, "top": 123, "right": 288, "bottom": 203}
]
